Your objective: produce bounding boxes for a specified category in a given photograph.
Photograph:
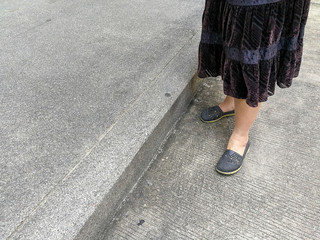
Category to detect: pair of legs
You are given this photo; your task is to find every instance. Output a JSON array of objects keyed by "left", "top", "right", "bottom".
[{"left": 219, "top": 96, "right": 261, "bottom": 155}]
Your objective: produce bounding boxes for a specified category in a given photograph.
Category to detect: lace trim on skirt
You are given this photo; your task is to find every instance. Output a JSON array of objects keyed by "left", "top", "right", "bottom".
[
  {"left": 227, "top": 0, "right": 281, "bottom": 6},
  {"left": 201, "top": 24, "right": 305, "bottom": 64}
]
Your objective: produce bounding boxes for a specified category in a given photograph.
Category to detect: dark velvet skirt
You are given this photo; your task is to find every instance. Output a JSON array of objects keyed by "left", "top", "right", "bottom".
[{"left": 197, "top": 0, "right": 311, "bottom": 107}]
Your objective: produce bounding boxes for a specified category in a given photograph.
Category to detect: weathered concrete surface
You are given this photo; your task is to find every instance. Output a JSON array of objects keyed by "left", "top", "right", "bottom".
[
  {"left": 0, "top": 0, "right": 203, "bottom": 239},
  {"left": 106, "top": 3, "right": 320, "bottom": 240}
]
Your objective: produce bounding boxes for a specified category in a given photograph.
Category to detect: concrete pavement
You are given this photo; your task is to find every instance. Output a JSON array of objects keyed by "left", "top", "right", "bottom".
[
  {"left": 0, "top": 0, "right": 203, "bottom": 239},
  {"left": 105, "top": 2, "right": 320, "bottom": 239}
]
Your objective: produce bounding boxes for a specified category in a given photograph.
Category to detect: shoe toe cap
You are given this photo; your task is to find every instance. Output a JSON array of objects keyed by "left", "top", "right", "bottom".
[
  {"left": 201, "top": 110, "right": 211, "bottom": 121},
  {"left": 201, "top": 107, "right": 220, "bottom": 121},
  {"left": 216, "top": 151, "right": 243, "bottom": 174},
  {"left": 216, "top": 160, "right": 240, "bottom": 173}
]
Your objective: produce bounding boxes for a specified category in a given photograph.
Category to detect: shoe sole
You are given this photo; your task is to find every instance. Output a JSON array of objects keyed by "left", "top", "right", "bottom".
[
  {"left": 215, "top": 148, "right": 250, "bottom": 175},
  {"left": 200, "top": 113, "right": 235, "bottom": 123},
  {"left": 216, "top": 165, "right": 243, "bottom": 175}
]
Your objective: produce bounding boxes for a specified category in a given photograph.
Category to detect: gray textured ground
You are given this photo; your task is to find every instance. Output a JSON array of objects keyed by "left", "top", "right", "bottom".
[
  {"left": 106, "top": 3, "right": 320, "bottom": 240},
  {"left": 0, "top": 0, "right": 203, "bottom": 239}
]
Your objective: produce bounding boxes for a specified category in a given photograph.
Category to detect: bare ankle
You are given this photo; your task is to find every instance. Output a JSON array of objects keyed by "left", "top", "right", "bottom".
[
  {"left": 219, "top": 100, "right": 234, "bottom": 113},
  {"left": 227, "top": 133, "right": 249, "bottom": 155},
  {"left": 230, "top": 131, "right": 249, "bottom": 143}
]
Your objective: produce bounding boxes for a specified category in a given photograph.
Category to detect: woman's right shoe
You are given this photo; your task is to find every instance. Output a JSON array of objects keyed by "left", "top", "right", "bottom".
[
  {"left": 216, "top": 141, "right": 250, "bottom": 175},
  {"left": 200, "top": 105, "right": 235, "bottom": 123}
]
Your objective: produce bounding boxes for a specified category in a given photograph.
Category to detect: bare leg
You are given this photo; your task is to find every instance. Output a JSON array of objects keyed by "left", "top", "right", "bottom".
[
  {"left": 219, "top": 95, "right": 235, "bottom": 112},
  {"left": 227, "top": 99, "right": 261, "bottom": 155}
]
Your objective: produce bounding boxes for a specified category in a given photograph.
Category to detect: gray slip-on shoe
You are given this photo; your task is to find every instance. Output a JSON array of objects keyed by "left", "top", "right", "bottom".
[
  {"left": 216, "top": 141, "right": 250, "bottom": 175},
  {"left": 200, "top": 105, "right": 235, "bottom": 123}
]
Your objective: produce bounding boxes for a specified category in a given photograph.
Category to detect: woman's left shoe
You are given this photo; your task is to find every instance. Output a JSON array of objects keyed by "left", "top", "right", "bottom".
[
  {"left": 216, "top": 141, "right": 250, "bottom": 175},
  {"left": 200, "top": 105, "right": 235, "bottom": 123}
]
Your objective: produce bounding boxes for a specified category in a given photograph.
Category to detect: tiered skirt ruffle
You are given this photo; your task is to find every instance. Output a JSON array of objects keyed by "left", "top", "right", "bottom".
[{"left": 197, "top": 0, "right": 311, "bottom": 107}]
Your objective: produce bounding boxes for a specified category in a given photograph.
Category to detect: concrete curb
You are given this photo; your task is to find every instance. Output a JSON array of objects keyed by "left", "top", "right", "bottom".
[{"left": 9, "top": 31, "right": 202, "bottom": 240}]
